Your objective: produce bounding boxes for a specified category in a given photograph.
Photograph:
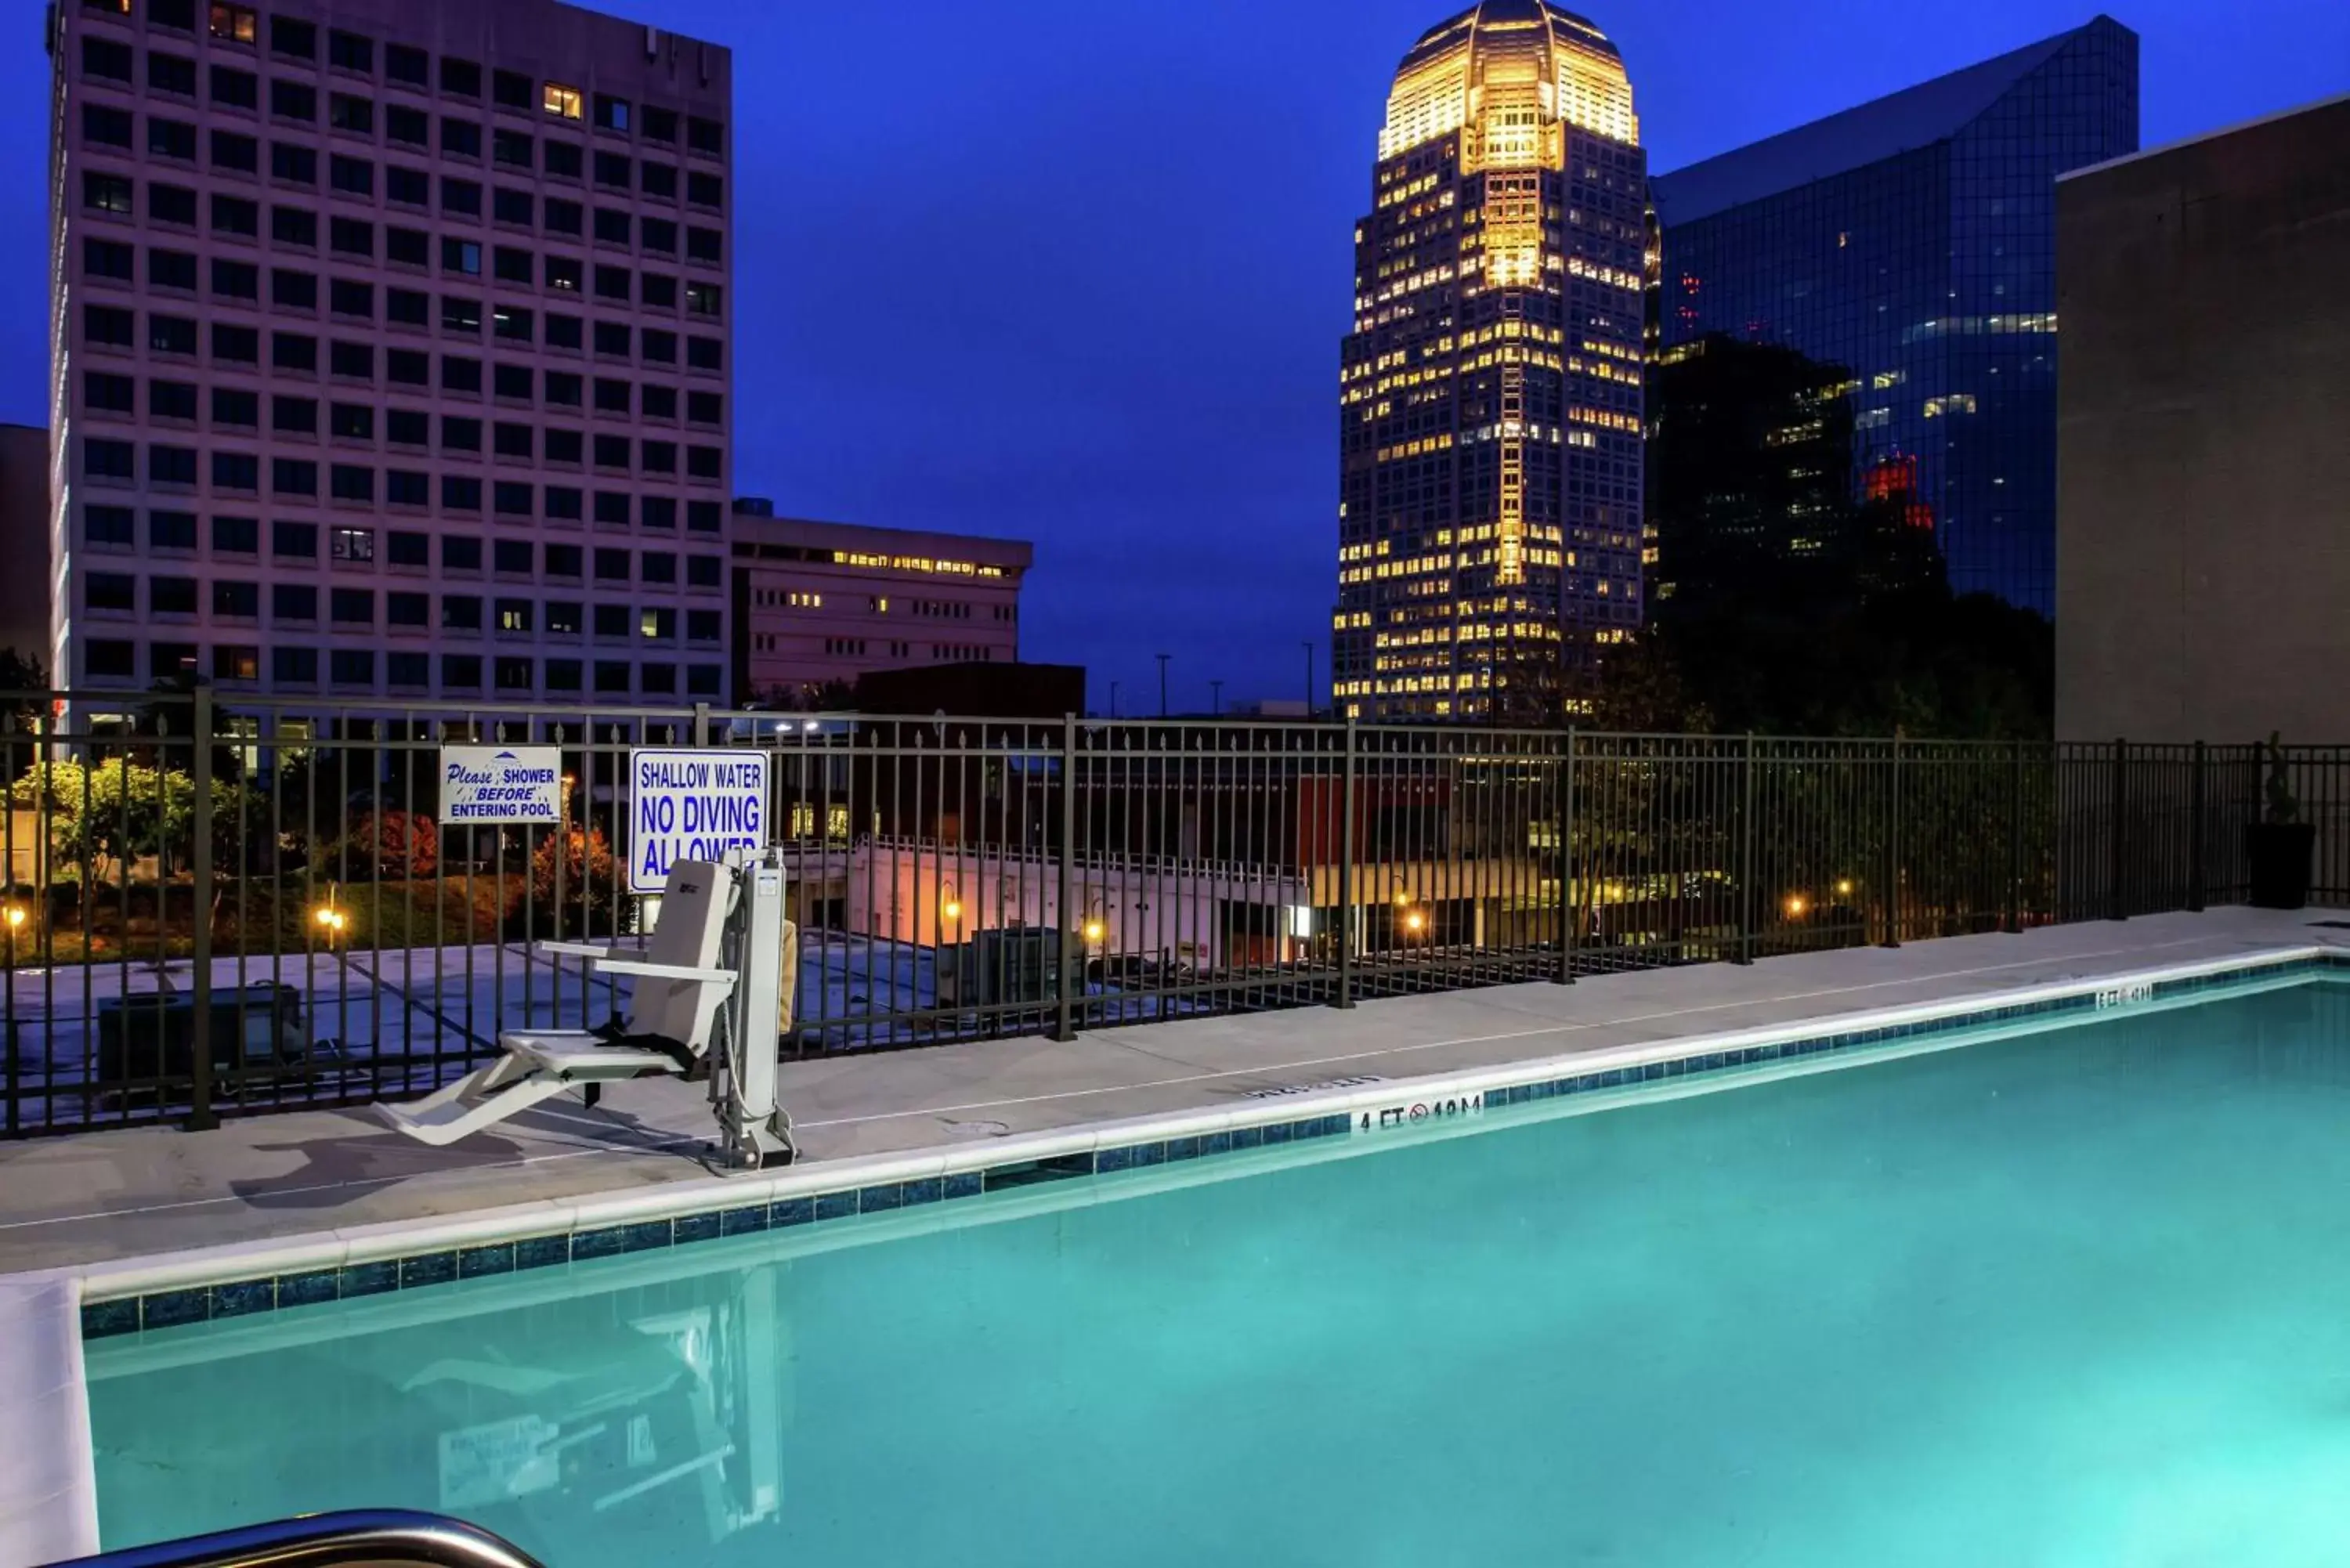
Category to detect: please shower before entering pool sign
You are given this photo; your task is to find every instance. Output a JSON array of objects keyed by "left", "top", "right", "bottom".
[{"left": 628, "top": 747, "right": 771, "bottom": 893}]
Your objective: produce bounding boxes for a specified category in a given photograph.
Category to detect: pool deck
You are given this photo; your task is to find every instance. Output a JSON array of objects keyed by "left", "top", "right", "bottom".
[
  {"left": 2, "top": 908, "right": 2348, "bottom": 1566},
  {"left": 2, "top": 905, "right": 2342, "bottom": 1277}
]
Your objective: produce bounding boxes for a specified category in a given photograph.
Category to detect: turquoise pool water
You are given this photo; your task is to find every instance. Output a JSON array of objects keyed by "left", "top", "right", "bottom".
[{"left": 89, "top": 978, "right": 2350, "bottom": 1566}]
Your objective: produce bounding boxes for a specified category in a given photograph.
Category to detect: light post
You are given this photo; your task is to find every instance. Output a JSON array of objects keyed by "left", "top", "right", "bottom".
[{"left": 1156, "top": 654, "right": 1170, "bottom": 719}]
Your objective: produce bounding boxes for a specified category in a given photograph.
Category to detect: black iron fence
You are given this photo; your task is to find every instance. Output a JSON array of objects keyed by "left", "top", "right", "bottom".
[{"left": 0, "top": 689, "right": 2338, "bottom": 1138}]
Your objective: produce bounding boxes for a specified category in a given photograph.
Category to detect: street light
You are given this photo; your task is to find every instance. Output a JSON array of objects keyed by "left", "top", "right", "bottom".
[
  {"left": 1784, "top": 893, "right": 1810, "bottom": 919},
  {"left": 1834, "top": 877, "right": 1855, "bottom": 898}
]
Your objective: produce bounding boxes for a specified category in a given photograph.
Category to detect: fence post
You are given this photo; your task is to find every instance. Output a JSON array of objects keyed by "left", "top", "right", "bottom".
[
  {"left": 2005, "top": 739, "right": 2024, "bottom": 934},
  {"left": 2108, "top": 737, "right": 2129, "bottom": 921},
  {"left": 1882, "top": 732, "right": 1902, "bottom": 948},
  {"left": 1053, "top": 714, "right": 1078, "bottom": 1042},
  {"left": 1335, "top": 715, "right": 1358, "bottom": 1009},
  {"left": 1736, "top": 733, "right": 1755, "bottom": 965},
  {"left": 2189, "top": 739, "right": 2207, "bottom": 913},
  {"left": 187, "top": 683, "right": 217, "bottom": 1133},
  {"left": 1556, "top": 726, "right": 1575, "bottom": 985},
  {"left": 692, "top": 702, "right": 710, "bottom": 748}
]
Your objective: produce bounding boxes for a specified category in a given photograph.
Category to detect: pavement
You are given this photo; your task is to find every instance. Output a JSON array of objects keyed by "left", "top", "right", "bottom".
[{"left": 1, "top": 905, "right": 2342, "bottom": 1274}]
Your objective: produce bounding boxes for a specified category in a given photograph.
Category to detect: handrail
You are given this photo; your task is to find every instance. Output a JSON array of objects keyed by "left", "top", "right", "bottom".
[{"left": 44, "top": 1510, "right": 547, "bottom": 1568}]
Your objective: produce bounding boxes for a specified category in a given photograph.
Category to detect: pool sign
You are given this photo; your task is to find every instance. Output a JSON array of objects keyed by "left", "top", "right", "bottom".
[
  {"left": 629, "top": 747, "right": 770, "bottom": 893},
  {"left": 439, "top": 746, "right": 562, "bottom": 825},
  {"left": 1353, "top": 1089, "right": 1484, "bottom": 1134}
]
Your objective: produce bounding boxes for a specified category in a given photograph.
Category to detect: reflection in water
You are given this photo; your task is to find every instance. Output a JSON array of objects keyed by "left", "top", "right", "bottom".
[{"left": 92, "top": 1250, "right": 793, "bottom": 1563}]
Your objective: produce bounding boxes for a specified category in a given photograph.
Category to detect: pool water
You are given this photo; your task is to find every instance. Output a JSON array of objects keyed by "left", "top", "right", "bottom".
[{"left": 89, "top": 979, "right": 2350, "bottom": 1566}]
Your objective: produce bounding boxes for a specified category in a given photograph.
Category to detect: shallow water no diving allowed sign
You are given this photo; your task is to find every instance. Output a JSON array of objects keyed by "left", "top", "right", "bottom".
[{"left": 627, "top": 747, "right": 771, "bottom": 893}]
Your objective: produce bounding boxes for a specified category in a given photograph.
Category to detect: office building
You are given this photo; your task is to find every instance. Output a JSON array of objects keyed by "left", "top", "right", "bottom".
[
  {"left": 49, "top": 0, "right": 734, "bottom": 703},
  {"left": 2055, "top": 95, "right": 2350, "bottom": 742},
  {"left": 1333, "top": 0, "right": 1647, "bottom": 721},
  {"left": 730, "top": 501, "right": 1030, "bottom": 706},
  {"left": 1652, "top": 16, "right": 2138, "bottom": 613},
  {"left": 1645, "top": 336, "right": 1861, "bottom": 612}
]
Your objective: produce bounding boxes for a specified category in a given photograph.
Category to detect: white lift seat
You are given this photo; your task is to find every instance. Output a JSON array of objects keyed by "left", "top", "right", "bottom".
[{"left": 375, "top": 861, "right": 737, "bottom": 1147}]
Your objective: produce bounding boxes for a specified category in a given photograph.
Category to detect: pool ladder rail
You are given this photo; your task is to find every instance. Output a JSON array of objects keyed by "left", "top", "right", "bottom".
[{"left": 42, "top": 1510, "right": 547, "bottom": 1568}]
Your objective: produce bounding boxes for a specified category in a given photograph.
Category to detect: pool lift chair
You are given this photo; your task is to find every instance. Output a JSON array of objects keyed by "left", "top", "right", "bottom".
[{"left": 375, "top": 848, "right": 797, "bottom": 1169}]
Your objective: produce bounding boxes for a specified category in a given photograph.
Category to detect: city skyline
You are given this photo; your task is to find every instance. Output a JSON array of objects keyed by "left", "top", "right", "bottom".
[{"left": 2, "top": 0, "right": 2339, "bottom": 713}]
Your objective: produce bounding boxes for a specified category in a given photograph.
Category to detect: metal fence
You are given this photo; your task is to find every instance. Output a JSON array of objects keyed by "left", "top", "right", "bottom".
[{"left": 0, "top": 688, "right": 2339, "bottom": 1138}]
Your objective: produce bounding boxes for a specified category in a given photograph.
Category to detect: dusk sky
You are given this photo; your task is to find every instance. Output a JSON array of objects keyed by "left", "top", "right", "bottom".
[{"left": 2, "top": 0, "right": 2341, "bottom": 714}]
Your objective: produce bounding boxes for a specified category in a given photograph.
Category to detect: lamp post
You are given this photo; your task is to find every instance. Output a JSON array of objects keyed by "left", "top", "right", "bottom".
[{"left": 1156, "top": 654, "right": 1170, "bottom": 719}]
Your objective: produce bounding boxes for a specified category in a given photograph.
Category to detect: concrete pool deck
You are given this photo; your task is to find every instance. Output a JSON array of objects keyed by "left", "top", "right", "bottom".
[{"left": 2, "top": 905, "right": 2344, "bottom": 1276}]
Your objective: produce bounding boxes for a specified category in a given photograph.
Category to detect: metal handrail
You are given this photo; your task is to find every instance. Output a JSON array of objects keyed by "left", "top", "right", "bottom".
[{"left": 44, "top": 1510, "right": 547, "bottom": 1568}]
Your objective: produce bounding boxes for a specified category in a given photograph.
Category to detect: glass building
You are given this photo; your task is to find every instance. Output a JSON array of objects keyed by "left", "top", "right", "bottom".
[
  {"left": 1335, "top": 0, "right": 1647, "bottom": 722},
  {"left": 1651, "top": 17, "right": 2138, "bottom": 613}
]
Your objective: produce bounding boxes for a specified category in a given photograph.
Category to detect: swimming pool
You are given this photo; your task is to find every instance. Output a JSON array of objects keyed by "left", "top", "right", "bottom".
[{"left": 83, "top": 974, "right": 2350, "bottom": 1566}]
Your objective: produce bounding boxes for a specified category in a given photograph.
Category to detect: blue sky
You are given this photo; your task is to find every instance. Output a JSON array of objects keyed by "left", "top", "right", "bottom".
[{"left": 2, "top": 0, "right": 2340, "bottom": 712}]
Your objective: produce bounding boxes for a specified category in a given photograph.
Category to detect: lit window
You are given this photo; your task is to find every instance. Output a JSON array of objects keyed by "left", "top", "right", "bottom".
[
  {"left": 543, "top": 83, "right": 582, "bottom": 121},
  {"left": 208, "top": 3, "right": 255, "bottom": 42}
]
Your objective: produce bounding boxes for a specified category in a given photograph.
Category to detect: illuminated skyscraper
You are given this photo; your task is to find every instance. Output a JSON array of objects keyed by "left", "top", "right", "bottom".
[{"left": 1333, "top": 0, "right": 1647, "bottom": 721}]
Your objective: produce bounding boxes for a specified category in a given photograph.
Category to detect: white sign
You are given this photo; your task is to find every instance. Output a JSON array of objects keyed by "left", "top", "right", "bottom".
[
  {"left": 440, "top": 745, "right": 562, "bottom": 825},
  {"left": 629, "top": 747, "right": 771, "bottom": 893},
  {"left": 1351, "top": 1089, "right": 1484, "bottom": 1134},
  {"left": 2095, "top": 981, "right": 2153, "bottom": 1010}
]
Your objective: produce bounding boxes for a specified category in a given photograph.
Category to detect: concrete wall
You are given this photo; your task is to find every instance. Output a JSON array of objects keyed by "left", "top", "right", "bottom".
[{"left": 2055, "top": 96, "right": 2350, "bottom": 742}]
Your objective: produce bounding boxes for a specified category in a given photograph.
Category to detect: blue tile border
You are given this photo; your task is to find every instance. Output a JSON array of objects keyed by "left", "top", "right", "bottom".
[{"left": 75, "top": 950, "right": 2347, "bottom": 1342}]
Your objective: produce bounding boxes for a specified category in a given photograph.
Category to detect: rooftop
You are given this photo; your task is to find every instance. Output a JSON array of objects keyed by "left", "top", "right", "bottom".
[{"left": 1652, "top": 16, "right": 2128, "bottom": 226}]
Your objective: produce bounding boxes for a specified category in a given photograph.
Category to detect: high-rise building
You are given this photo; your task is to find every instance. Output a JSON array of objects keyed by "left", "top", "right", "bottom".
[
  {"left": 1333, "top": 0, "right": 1647, "bottom": 722},
  {"left": 728, "top": 500, "right": 1031, "bottom": 706},
  {"left": 1651, "top": 16, "right": 2138, "bottom": 614},
  {"left": 49, "top": 0, "right": 734, "bottom": 705}
]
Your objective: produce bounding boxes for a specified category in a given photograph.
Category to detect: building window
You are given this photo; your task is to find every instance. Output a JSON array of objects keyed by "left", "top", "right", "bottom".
[
  {"left": 329, "top": 649, "right": 374, "bottom": 687},
  {"left": 85, "top": 173, "right": 134, "bottom": 215},
  {"left": 442, "top": 655, "right": 482, "bottom": 689},
  {"left": 385, "top": 44, "right": 428, "bottom": 88},
  {"left": 150, "top": 511, "right": 199, "bottom": 551},
  {"left": 442, "top": 58, "right": 482, "bottom": 98},
  {"left": 327, "top": 30, "right": 371, "bottom": 74},
  {"left": 593, "top": 94, "right": 630, "bottom": 133},
  {"left": 208, "top": 5, "right": 256, "bottom": 44},
  {"left": 686, "top": 116, "right": 723, "bottom": 156},
  {"left": 543, "top": 83, "right": 583, "bottom": 121}
]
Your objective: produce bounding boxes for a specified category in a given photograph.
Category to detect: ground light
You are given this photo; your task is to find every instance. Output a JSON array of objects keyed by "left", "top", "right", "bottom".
[
  {"left": 3, "top": 906, "right": 24, "bottom": 932},
  {"left": 1784, "top": 893, "right": 1810, "bottom": 919},
  {"left": 1083, "top": 919, "right": 1106, "bottom": 945},
  {"left": 1835, "top": 877, "right": 1855, "bottom": 898}
]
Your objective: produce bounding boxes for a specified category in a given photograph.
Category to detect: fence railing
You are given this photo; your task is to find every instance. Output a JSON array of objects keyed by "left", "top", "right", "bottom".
[{"left": 0, "top": 689, "right": 2337, "bottom": 1139}]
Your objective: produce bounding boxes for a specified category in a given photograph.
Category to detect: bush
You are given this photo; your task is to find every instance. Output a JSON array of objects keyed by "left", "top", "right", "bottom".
[
  {"left": 341, "top": 811, "right": 439, "bottom": 880},
  {"left": 521, "top": 827, "right": 631, "bottom": 938}
]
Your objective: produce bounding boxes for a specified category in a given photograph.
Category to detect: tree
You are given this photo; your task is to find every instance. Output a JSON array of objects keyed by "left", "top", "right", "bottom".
[
  {"left": 4, "top": 757, "right": 255, "bottom": 884},
  {"left": 523, "top": 827, "right": 631, "bottom": 938}
]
